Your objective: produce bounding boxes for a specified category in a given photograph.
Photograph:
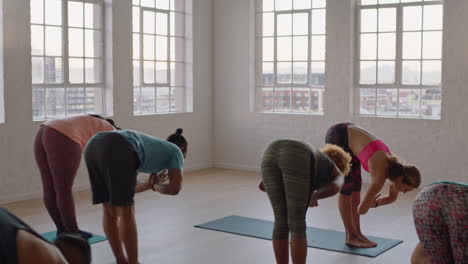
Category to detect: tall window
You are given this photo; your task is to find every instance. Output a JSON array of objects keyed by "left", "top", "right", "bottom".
[
  {"left": 31, "top": 0, "right": 105, "bottom": 120},
  {"left": 357, "top": 0, "right": 443, "bottom": 119},
  {"left": 255, "top": 0, "right": 326, "bottom": 114},
  {"left": 132, "top": 0, "right": 189, "bottom": 114}
]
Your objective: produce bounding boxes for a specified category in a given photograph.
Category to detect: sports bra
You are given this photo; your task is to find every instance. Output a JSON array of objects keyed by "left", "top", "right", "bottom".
[{"left": 358, "top": 140, "right": 391, "bottom": 173}]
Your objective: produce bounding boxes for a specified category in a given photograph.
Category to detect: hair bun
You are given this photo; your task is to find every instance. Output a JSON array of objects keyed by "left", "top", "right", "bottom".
[{"left": 176, "top": 128, "right": 183, "bottom": 135}]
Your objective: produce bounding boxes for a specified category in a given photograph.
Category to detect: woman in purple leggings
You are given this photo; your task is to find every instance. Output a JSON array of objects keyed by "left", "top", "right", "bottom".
[{"left": 33, "top": 115, "right": 119, "bottom": 238}]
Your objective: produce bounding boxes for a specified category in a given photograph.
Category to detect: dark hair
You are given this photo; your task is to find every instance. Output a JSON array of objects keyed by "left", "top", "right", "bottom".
[
  {"left": 89, "top": 114, "right": 121, "bottom": 130},
  {"left": 167, "top": 128, "right": 187, "bottom": 149},
  {"left": 54, "top": 233, "right": 91, "bottom": 264},
  {"left": 388, "top": 154, "right": 421, "bottom": 188}
]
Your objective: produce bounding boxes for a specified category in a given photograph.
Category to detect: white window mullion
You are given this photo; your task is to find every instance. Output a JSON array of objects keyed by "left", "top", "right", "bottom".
[{"left": 395, "top": 5, "right": 403, "bottom": 117}]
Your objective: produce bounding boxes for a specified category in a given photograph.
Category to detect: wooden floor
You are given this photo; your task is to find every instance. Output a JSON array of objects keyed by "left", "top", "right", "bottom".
[{"left": 3, "top": 168, "right": 420, "bottom": 264}]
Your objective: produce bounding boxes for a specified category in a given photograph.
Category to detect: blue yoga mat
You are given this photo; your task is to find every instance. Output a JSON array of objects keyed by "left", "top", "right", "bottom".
[
  {"left": 195, "top": 215, "right": 403, "bottom": 257},
  {"left": 41, "top": 231, "right": 107, "bottom": 244}
]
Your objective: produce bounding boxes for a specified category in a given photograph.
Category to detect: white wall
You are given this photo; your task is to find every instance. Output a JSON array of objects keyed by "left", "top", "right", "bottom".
[
  {"left": 0, "top": 0, "right": 213, "bottom": 203},
  {"left": 213, "top": 0, "right": 468, "bottom": 185}
]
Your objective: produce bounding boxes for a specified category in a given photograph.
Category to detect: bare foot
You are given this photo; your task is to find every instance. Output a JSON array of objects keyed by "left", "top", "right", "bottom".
[
  {"left": 357, "top": 233, "right": 377, "bottom": 247},
  {"left": 346, "top": 236, "right": 377, "bottom": 248}
]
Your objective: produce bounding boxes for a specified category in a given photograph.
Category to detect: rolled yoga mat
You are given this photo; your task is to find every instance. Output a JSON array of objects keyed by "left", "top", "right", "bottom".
[
  {"left": 41, "top": 231, "right": 107, "bottom": 244},
  {"left": 195, "top": 215, "right": 403, "bottom": 258}
]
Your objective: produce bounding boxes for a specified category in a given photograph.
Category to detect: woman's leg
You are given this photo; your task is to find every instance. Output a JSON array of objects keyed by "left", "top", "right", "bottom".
[
  {"left": 117, "top": 205, "right": 138, "bottom": 264},
  {"left": 103, "top": 203, "right": 127, "bottom": 264},
  {"left": 444, "top": 184, "right": 468, "bottom": 263},
  {"left": 33, "top": 126, "right": 65, "bottom": 232}
]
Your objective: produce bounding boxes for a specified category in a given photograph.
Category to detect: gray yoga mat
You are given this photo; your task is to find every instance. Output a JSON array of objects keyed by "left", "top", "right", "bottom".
[{"left": 195, "top": 215, "right": 403, "bottom": 257}]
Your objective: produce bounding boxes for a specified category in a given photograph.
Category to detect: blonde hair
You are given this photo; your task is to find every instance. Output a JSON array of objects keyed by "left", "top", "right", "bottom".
[
  {"left": 387, "top": 154, "right": 421, "bottom": 188},
  {"left": 321, "top": 144, "right": 352, "bottom": 175}
]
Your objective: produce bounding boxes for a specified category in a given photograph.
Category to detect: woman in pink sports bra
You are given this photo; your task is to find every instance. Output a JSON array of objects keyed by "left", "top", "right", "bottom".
[{"left": 325, "top": 123, "right": 421, "bottom": 248}]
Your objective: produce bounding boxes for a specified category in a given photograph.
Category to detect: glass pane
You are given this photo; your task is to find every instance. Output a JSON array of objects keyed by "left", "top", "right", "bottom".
[
  {"left": 293, "top": 62, "right": 307, "bottom": 84},
  {"left": 422, "top": 60, "right": 441, "bottom": 85},
  {"left": 277, "top": 14, "right": 292, "bottom": 36},
  {"left": 133, "top": 0, "right": 139, "bottom": 6},
  {"left": 143, "top": 35, "right": 155, "bottom": 60},
  {"left": 360, "top": 61, "right": 376, "bottom": 84},
  {"left": 45, "top": 88, "right": 65, "bottom": 117},
  {"left": 133, "top": 7, "right": 140, "bottom": 32},
  {"left": 398, "top": 89, "right": 420, "bottom": 117},
  {"left": 69, "top": 58, "right": 84, "bottom": 83},
  {"left": 360, "top": 88, "right": 376, "bottom": 115},
  {"left": 85, "top": 87, "right": 103, "bottom": 114},
  {"left": 277, "top": 62, "right": 292, "bottom": 84},
  {"left": 69, "top": 28, "right": 84, "bottom": 57},
  {"left": 361, "top": 9, "right": 377, "bottom": 33},
  {"left": 403, "top": 6, "right": 422, "bottom": 31},
  {"left": 261, "top": 37, "right": 274, "bottom": 61},
  {"left": 170, "top": 12, "right": 185, "bottom": 37},
  {"left": 293, "top": 36, "right": 308, "bottom": 61},
  {"left": 379, "top": 0, "right": 399, "bottom": 3},
  {"left": 156, "top": 0, "right": 170, "bottom": 10},
  {"left": 156, "top": 36, "right": 168, "bottom": 60},
  {"left": 258, "top": 87, "right": 273, "bottom": 111},
  {"left": 310, "top": 89, "right": 323, "bottom": 112},
  {"left": 310, "top": 62, "right": 325, "bottom": 85},
  {"left": 85, "top": 30, "right": 101, "bottom": 58},
  {"left": 170, "top": 37, "right": 184, "bottom": 61},
  {"left": 133, "top": 60, "right": 140, "bottom": 86},
  {"left": 31, "top": 0, "right": 44, "bottom": 24},
  {"left": 68, "top": 1, "right": 84, "bottom": 28},
  {"left": 45, "top": 0, "right": 62, "bottom": 26},
  {"left": 143, "top": 11, "right": 155, "bottom": 34},
  {"left": 423, "top": 5, "right": 443, "bottom": 30},
  {"left": 403, "top": 32, "right": 421, "bottom": 60},
  {"left": 144, "top": 61, "right": 155, "bottom": 83},
  {"left": 170, "top": 62, "right": 185, "bottom": 86},
  {"left": 66, "top": 88, "right": 85, "bottom": 115},
  {"left": 261, "top": 0, "right": 274, "bottom": 12},
  {"left": 421, "top": 88, "right": 441, "bottom": 118},
  {"left": 141, "top": 0, "right": 155, "bottom": 8},
  {"left": 361, "top": 0, "right": 377, "bottom": 5},
  {"left": 292, "top": 88, "right": 310, "bottom": 112},
  {"left": 32, "top": 88, "right": 45, "bottom": 119},
  {"left": 312, "top": 0, "right": 326, "bottom": 8},
  {"left": 361, "top": 33, "right": 377, "bottom": 60},
  {"left": 293, "top": 13, "right": 308, "bottom": 36},
  {"left": 156, "top": 12, "right": 168, "bottom": 35},
  {"left": 263, "top": 13, "right": 274, "bottom": 37},
  {"left": 141, "top": 88, "right": 155, "bottom": 113},
  {"left": 133, "top": 88, "right": 140, "bottom": 113},
  {"left": 170, "top": 87, "right": 185, "bottom": 112},
  {"left": 85, "top": 3, "right": 101, "bottom": 29},
  {"left": 311, "top": 9, "right": 326, "bottom": 35},
  {"left": 45, "top": 57, "right": 63, "bottom": 83},
  {"left": 31, "top": 25, "right": 44, "bottom": 56},
  {"left": 377, "top": 61, "right": 394, "bottom": 84},
  {"left": 156, "top": 62, "right": 168, "bottom": 83},
  {"left": 156, "top": 87, "right": 170, "bottom": 112},
  {"left": 422, "top": 31, "right": 442, "bottom": 59},
  {"left": 294, "top": 0, "right": 311, "bottom": 10},
  {"left": 32, "top": 57, "right": 44, "bottom": 84},
  {"left": 402, "top": 61, "right": 421, "bottom": 85},
  {"left": 85, "top": 59, "right": 101, "bottom": 83},
  {"left": 260, "top": 62, "right": 273, "bottom": 85},
  {"left": 379, "top": 8, "right": 396, "bottom": 32},
  {"left": 277, "top": 37, "right": 292, "bottom": 61},
  {"left": 276, "top": 0, "right": 292, "bottom": 11},
  {"left": 45, "top": 26, "right": 62, "bottom": 56},
  {"left": 275, "top": 88, "right": 291, "bottom": 112},
  {"left": 311, "top": 36, "right": 325, "bottom": 60},
  {"left": 378, "top": 33, "right": 396, "bottom": 60},
  {"left": 376, "top": 88, "right": 397, "bottom": 116},
  {"left": 133, "top": 34, "right": 140, "bottom": 59}
]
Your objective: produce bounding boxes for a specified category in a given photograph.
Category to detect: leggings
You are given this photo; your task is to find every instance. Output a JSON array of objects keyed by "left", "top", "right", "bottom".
[
  {"left": 261, "top": 140, "right": 312, "bottom": 239},
  {"left": 33, "top": 126, "right": 82, "bottom": 233},
  {"left": 413, "top": 183, "right": 468, "bottom": 264},
  {"left": 325, "top": 123, "right": 361, "bottom": 195}
]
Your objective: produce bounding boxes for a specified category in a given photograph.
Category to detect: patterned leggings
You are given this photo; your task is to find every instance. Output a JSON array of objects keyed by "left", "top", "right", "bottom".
[
  {"left": 261, "top": 140, "right": 312, "bottom": 239},
  {"left": 413, "top": 183, "right": 468, "bottom": 264}
]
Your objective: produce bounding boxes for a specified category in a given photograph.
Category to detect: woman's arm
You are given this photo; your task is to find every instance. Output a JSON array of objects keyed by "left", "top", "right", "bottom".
[
  {"left": 309, "top": 166, "right": 344, "bottom": 206},
  {"left": 135, "top": 170, "right": 169, "bottom": 193},
  {"left": 374, "top": 182, "right": 398, "bottom": 207},
  {"left": 152, "top": 168, "right": 182, "bottom": 195},
  {"left": 359, "top": 170, "right": 386, "bottom": 214}
]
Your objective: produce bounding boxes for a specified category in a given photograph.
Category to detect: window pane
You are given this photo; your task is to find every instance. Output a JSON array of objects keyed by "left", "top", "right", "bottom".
[
  {"left": 134, "top": 88, "right": 140, "bottom": 113},
  {"left": 275, "top": 88, "right": 291, "bottom": 112},
  {"left": 32, "top": 57, "right": 44, "bottom": 84},
  {"left": 262, "top": 13, "right": 274, "bottom": 37},
  {"left": 292, "top": 88, "right": 310, "bottom": 112},
  {"left": 31, "top": 0, "right": 44, "bottom": 24},
  {"left": 293, "top": 62, "right": 307, "bottom": 84},
  {"left": 360, "top": 61, "right": 376, "bottom": 84},
  {"left": 259, "top": 62, "right": 273, "bottom": 85},
  {"left": 378, "top": 33, "right": 396, "bottom": 60},
  {"left": 141, "top": 0, "right": 155, "bottom": 8},
  {"left": 85, "top": 30, "right": 101, "bottom": 58},
  {"left": 293, "top": 13, "right": 308, "bottom": 36},
  {"left": 45, "top": 88, "right": 65, "bottom": 117},
  {"left": 423, "top": 5, "right": 442, "bottom": 30},
  {"left": 403, "top": 6, "right": 422, "bottom": 31},
  {"left": 85, "top": 59, "right": 101, "bottom": 83},
  {"left": 170, "top": 62, "right": 185, "bottom": 86},
  {"left": 141, "top": 88, "right": 155, "bottom": 113},
  {"left": 133, "top": 34, "right": 140, "bottom": 59},
  {"left": 69, "top": 28, "right": 84, "bottom": 57},
  {"left": 68, "top": 1, "right": 84, "bottom": 28},
  {"left": 361, "top": 9, "right": 377, "bottom": 33},
  {"left": 260, "top": 37, "right": 274, "bottom": 61},
  {"left": 376, "top": 88, "right": 397, "bottom": 116},
  {"left": 133, "top": 7, "right": 140, "bottom": 32},
  {"left": 156, "top": 0, "right": 170, "bottom": 10},
  {"left": 133, "top": 60, "right": 140, "bottom": 86},
  {"left": 311, "top": 9, "right": 325, "bottom": 35},
  {"left": 422, "top": 60, "right": 441, "bottom": 85},
  {"left": 276, "top": 0, "right": 292, "bottom": 11},
  {"left": 312, "top": 0, "right": 326, "bottom": 8},
  {"left": 144, "top": 61, "right": 155, "bottom": 83},
  {"left": 156, "top": 87, "right": 170, "bottom": 112},
  {"left": 45, "top": 26, "right": 62, "bottom": 56},
  {"left": 45, "top": 57, "right": 63, "bottom": 83},
  {"left": 293, "top": 36, "right": 308, "bottom": 61},
  {"left": 378, "top": 8, "right": 396, "bottom": 32},
  {"left": 361, "top": 0, "right": 377, "bottom": 5},
  {"left": 421, "top": 88, "right": 441, "bottom": 118},
  {"left": 277, "top": 14, "right": 292, "bottom": 36},
  {"left": 143, "top": 11, "right": 155, "bottom": 34},
  {"left": 85, "top": 87, "right": 103, "bottom": 114},
  {"left": 311, "top": 36, "right": 325, "bottom": 60},
  {"left": 377, "top": 61, "right": 394, "bottom": 84},
  {"left": 170, "top": 12, "right": 184, "bottom": 37},
  {"left": 69, "top": 58, "right": 84, "bottom": 83},
  {"left": 422, "top": 31, "right": 442, "bottom": 59},
  {"left": 294, "top": 0, "right": 311, "bottom": 10},
  {"left": 402, "top": 61, "right": 421, "bottom": 85},
  {"left": 85, "top": 3, "right": 101, "bottom": 29},
  {"left": 261, "top": 0, "right": 274, "bottom": 12},
  {"left": 156, "top": 62, "right": 168, "bottom": 83},
  {"left": 258, "top": 87, "right": 273, "bottom": 111},
  {"left": 403, "top": 32, "right": 421, "bottom": 60},
  {"left": 45, "top": 0, "right": 62, "bottom": 26},
  {"left": 398, "top": 89, "right": 420, "bottom": 117},
  {"left": 66, "top": 88, "right": 85, "bottom": 115},
  {"left": 361, "top": 33, "right": 377, "bottom": 60},
  {"left": 156, "top": 12, "right": 168, "bottom": 35},
  {"left": 310, "top": 62, "right": 325, "bottom": 85},
  {"left": 31, "top": 25, "right": 44, "bottom": 56},
  {"left": 360, "top": 88, "right": 376, "bottom": 115},
  {"left": 156, "top": 36, "right": 168, "bottom": 60},
  {"left": 310, "top": 89, "right": 323, "bottom": 112},
  {"left": 277, "top": 37, "right": 292, "bottom": 61},
  {"left": 33, "top": 88, "right": 45, "bottom": 119},
  {"left": 143, "top": 35, "right": 155, "bottom": 60},
  {"left": 170, "top": 87, "right": 185, "bottom": 112},
  {"left": 379, "top": 0, "right": 399, "bottom": 4},
  {"left": 170, "top": 37, "right": 184, "bottom": 61},
  {"left": 277, "top": 62, "right": 292, "bottom": 84}
]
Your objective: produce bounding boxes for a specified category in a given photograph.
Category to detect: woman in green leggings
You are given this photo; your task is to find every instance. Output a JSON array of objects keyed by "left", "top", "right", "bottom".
[{"left": 259, "top": 140, "right": 351, "bottom": 264}]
